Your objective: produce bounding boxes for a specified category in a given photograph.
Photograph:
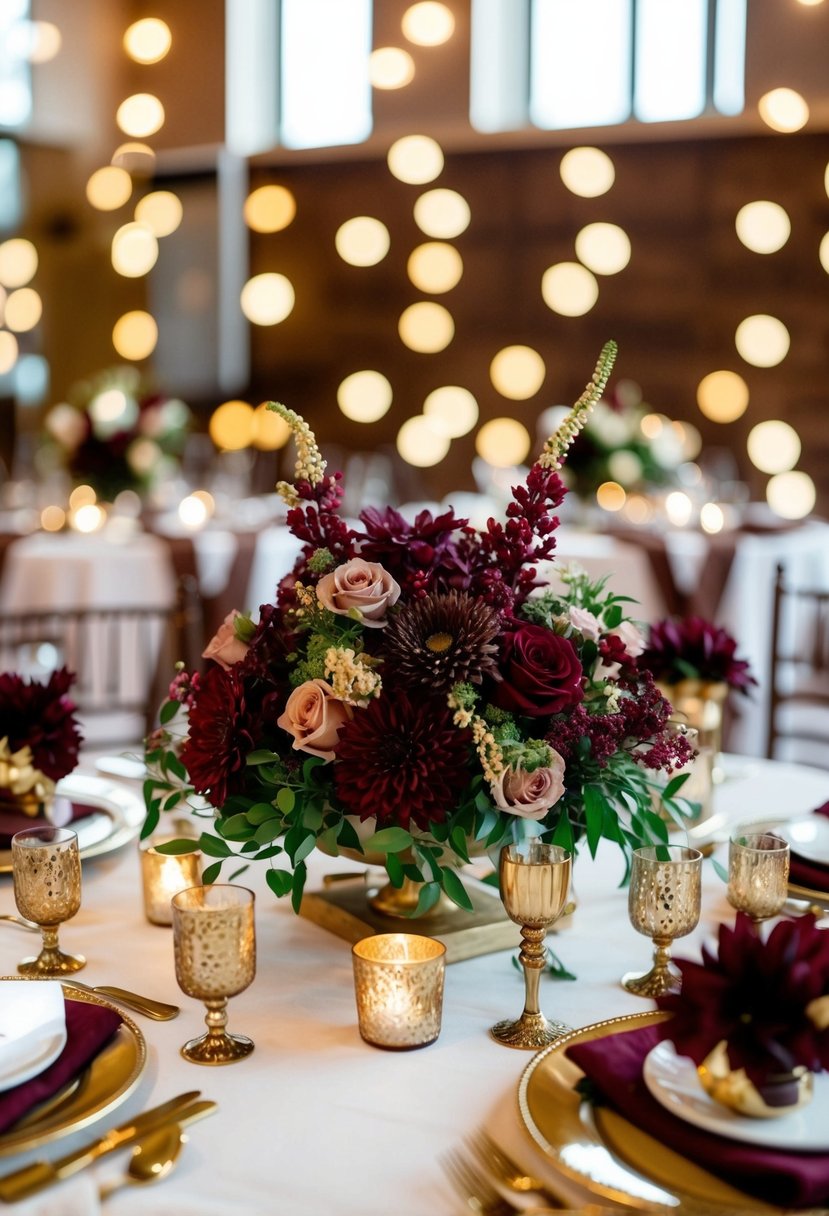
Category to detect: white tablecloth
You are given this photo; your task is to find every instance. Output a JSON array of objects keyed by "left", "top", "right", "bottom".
[{"left": 1, "top": 755, "right": 827, "bottom": 1215}]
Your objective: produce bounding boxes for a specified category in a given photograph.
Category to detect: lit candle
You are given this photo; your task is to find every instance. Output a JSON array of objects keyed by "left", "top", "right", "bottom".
[
  {"left": 140, "top": 838, "right": 201, "bottom": 926},
  {"left": 351, "top": 933, "right": 446, "bottom": 1050}
]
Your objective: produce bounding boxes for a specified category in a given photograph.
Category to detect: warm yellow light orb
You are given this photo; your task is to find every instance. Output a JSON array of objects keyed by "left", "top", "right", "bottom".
[
  {"left": 4, "top": 287, "right": 41, "bottom": 332},
  {"left": 423, "top": 386, "right": 478, "bottom": 437},
  {"left": 398, "top": 301, "right": 454, "bottom": 352},
  {"left": 640, "top": 413, "right": 664, "bottom": 439},
  {"left": 766, "top": 471, "right": 815, "bottom": 520},
  {"left": 69, "top": 485, "right": 96, "bottom": 510},
  {"left": 735, "top": 314, "right": 790, "bottom": 367},
  {"left": 407, "top": 242, "right": 463, "bottom": 293},
  {"left": 135, "top": 191, "right": 183, "bottom": 237},
  {"left": 489, "top": 345, "right": 546, "bottom": 400},
  {"left": 243, "top": 185, "right": 296, "bottom": 233},
  {"left": 112, "top": 310, "right": 158, "bottom": 360},
  {"left": 575, "top": 223, "right": 631, "bottom": 275},
  {"left": 596, "top": 481, "right": 626, "bottom": 512},
  {"left": 0, "top": 239, "right": 37, "bottom": 288},
  {"left": 370, "top": 47, "right": 415, "bottom": 89},
  {"left": 123, "top": 18, "right": 172, "bottom": 64},
  {"left": 116, "top": 93, "right": 165, "bottom": 138},
  {"left": 387, "top": 135, "right": 444, "bottom": 185},
  {"left": 240, "top": 273, "right": 295, "bottom": 325},
  {"left": 209, "top": 400, "right": 255, "bottom": 451},
  {"left": 111, "top": 143, "right": 156, "bottom": 175},
  {"left": 337, "top": 371, "right": 393, "bottom": 423},
  {"left": 40, "top": 505, "right": 66, "bottom": 532},
  {"left": 73, "top": 504, "right": 105, "bottom": 533},
  {"left": 178, "top": 495, "right": 208, "bottom": 529},
  {"left": 665, "top": 491, "right": 694, "bottom": 527},
  {"left": 396, "top": 416, "right": 450, "bottom": 466},
  {"left": 0, "top": 331, "right": 18, "bottom": 374},
  {"left": 542, "top": 262, "right": 599, "bottom": 316},
  {"left": 413, "top": 188, "right": 470, "bottom": 239},
  {"left": 111, "top": 223, "right": 159, "bottom": 278},
  {"left": 335, "top": 217, "right": 390, "bottom": 267},
  {"left": 86, "top": 166, "right": 132, "bottom": 211},
  {"left": 758, "top": 88, "right": 809, "bottom": 132},
  {"left": 700, "top": 503, "right": 725, "bottom": 534},
  {"left": 819, "top": 231, "right": 829, "bottom": 274},
  {"left": 401, "top": 2, "right": 455, "bottom": 45},
  {"left": 735, "top": 201, "right": 791, "bottom": 254},
  {"left": 475, "top": 418, "right": 531, "bottom": 468},
  {"left": 252, "top": 403, "right": 292, "bottom": 450},
  {"left": 560, "top": 147, "right": 615, "bottom": 197},
  {"left": 747, "top": 420, "right": 801, "bottom": 474},
  {"left": 696, "top": 370, "right": 749, "bottom": 422}
]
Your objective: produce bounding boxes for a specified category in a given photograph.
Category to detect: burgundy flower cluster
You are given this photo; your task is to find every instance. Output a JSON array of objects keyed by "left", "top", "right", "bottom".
[
  {"left": 640, "top": 616, "right": 757, "bottom": 695},
  {"left": 0, "top": 668, "right": 82, "bottom": 781}
]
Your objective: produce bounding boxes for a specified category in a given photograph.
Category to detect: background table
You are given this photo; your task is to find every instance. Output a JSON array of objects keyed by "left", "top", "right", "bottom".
[{"left": 1, "top": 755, "right": 826, "bottom": 1215}]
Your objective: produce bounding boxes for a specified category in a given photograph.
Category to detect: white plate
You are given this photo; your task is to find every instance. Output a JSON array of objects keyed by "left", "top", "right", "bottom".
[
  {"left": 0, "top": 1026, "right": 67, "bottom": 1093},
  {"left": 94, "top": 755, "right": 147, "bottom": 781},
  {"left": 643, "top": 1040, "right": 829, "bottom": 1151},
  {"left": 777, "top": 816, "right": 829, "bottom": 866}
]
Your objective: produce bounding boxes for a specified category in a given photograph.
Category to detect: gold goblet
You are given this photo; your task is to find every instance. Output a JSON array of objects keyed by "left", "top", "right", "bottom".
[
  {"left": 11, "top": 826, "right": 85, "bottom": 976},
  {"left": 622, "top": 844, "right": 702, "bottom": 998},
  {"left": 727, "top": 832, "right": 790, "bottom": 923},
  {"left": 172, "top": 884, "right": 256, "bottom": 1065},
  {"left": 490, "top": 841, "right": 572, "bottom": 1049}
]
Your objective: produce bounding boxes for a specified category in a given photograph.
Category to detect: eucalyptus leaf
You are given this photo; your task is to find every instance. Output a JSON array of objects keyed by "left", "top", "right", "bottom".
[
  {"left": 266, "top": 868, "right": 294, "bottom": 898},
  {"left": 385, "top": 850, "right": 404, "bottom": 889},
  {"left": 410, "top": 881, "right": 440, "bottom": 918},
  {"left": 291, "top": 861, "right": 307, "bottom": 913},
  {"left": 276, "top": 787, "right": 296, "bottom": 815},
  {"left": 152, "top": 838, "right": 200, "bottom": 855},
  {"left": 201, "top": 860, "right": 224, "bottom": 885},
  {"left": 440, "top": 867, "right": 474, "bottom": 912},
  {"left": 197, "top": 833, "right": 233, "bottom": 858},
  {"left": 246, "top": 749, "right": 281, "bottom": 765},
  {"left": 364, "top": 827, "right": 413, "bottom": 854},
  {"left": 247, "top": 802, "right": 279, "bottom": 825},
  {"left": 159, "top": 699, "right": 180, "bottom": 726}
]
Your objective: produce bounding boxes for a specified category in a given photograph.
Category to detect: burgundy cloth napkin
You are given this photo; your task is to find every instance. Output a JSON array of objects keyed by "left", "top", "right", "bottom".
[
  {"left": 0, "top": 999, "right": 121, "bottom": 1134},
  {"left": 789, "top": 800, "right": 829, "bottom": 893},
  {"left": 567, "top": 1025, "right": 829, "bottom": 1209},
  {"left": 0, "top": 802, "right": 99, "bottom": 850}
]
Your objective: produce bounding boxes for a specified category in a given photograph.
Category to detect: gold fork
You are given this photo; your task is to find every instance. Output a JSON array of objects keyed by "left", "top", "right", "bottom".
[
  {"left": 442, "top": 1147, "right": 544, "bottom": 1215},
  {"left": 464, "top": 1128, "right": 551, "bottom": 1198}
]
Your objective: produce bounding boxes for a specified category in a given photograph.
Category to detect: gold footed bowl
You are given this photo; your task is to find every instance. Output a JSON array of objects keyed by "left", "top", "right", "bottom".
[
  {"left": 698, "top": 1041, "right": 813, "bottom": 1118},
  {"left": 490, "top": 1010, "right": 572, "bottom": 1049}
]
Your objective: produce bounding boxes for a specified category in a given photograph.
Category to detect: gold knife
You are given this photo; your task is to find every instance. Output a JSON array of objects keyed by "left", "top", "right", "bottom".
[{"left": 0, "top": 1091, "right": 212, "bottom": 1203}]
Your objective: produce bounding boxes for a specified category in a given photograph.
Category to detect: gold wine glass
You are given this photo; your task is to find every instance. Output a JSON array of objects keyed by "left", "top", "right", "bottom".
[
  {"left": 172, "top": 884, "right": 256, "bottom": 1065},
  {"left": 11, "top": 826, "right": 85, "bottom": 976},
  {"left": 727, "top": 832, "right": 790, "bottom": 923},
  {"left": 622, "top": 844, "right": 702, "bottom": 998},
  {"left": 490, "top": 841, "right": 572, "bottom": 1049}
]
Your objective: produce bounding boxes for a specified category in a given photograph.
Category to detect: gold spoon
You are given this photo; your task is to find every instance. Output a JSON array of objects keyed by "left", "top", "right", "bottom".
[{"left": 98, "top": 1123, "right": 185, "bottom": 1201}]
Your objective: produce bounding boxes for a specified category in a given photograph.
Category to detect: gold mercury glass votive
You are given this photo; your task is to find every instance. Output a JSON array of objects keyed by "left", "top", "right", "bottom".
[
  {"left": 727, "top": 832, "right": 790, "bottom": 923},
  {"left": 352, "top": 933, "right": 446, "bottom": 1050},
  {"left": 140, "top": 838, "right": 202, "bottom": 926}
]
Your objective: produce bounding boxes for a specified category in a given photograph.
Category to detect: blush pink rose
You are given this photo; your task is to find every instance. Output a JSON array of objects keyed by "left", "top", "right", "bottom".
[
  {"left": 491, "top": 752, "right": 566, "bottom": 820},
  {"left": 202, "top": 610, "right": 249, "bottom": 671},
  {"left": 316, "top": 558, "right": 400, "bottom": 628},
  {"left": 277, "top": 679, "right": 353, "bottom": 761},
  {"left": 568, "top": 606, "right": 601, "bottom": 641},
  {"left": 612, "top": 620, "right": 646, "bottom": 658}
]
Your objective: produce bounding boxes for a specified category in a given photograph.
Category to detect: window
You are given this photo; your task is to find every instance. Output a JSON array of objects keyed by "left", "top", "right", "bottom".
[
  {"left": 470, "top": 0, "right": 746, "bottom": 134},
  {"left": 0, "top": 0, "right": 32, "bottom": 130}
]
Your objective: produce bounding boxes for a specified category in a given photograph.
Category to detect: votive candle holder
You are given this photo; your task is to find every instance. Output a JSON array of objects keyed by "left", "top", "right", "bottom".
[
  {"left": 352, "top": 933, "right": 446, "bottom": 1050},
  {"left": 140, "top": 838, "right": 202, "bottom": 926}
]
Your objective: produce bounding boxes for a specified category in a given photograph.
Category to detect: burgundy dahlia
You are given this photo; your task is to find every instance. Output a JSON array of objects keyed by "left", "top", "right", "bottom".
[
  {"left": 640, "top": 616, "right": 756, "bottom": 695},
  {"left": 180, "top": 665, "right": 258, "bottom": 806},
  {"left": 355, "top": 505, "right": 470, "bottom": 596},
  {"left": 334, "top": 692, "right": 472, "bottom": 832},
  {"left": 0, "top": 668, "right": 82, "bottom": 780},
  {"left": 492, "top": 622, "right": 584, "bottom": 717},
  {"left": 656, "top": 912, "right": 829, "bottom": 1086}
]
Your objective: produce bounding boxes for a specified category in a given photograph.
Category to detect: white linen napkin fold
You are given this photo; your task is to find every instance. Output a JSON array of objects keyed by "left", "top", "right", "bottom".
[{"left": 0, "top": 982, "right": 66, "bottom": 1088}]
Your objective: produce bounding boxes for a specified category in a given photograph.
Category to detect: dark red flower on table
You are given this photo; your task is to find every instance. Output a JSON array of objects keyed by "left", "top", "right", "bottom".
[
  {"left": 0, "top": 668, "right": 82, "bottom": 780},
  {"left": 355, "top": 505, "right": 470, "bottom": 597},
  {"left": 334, "top": 692, "right": 472, "bottom": 832},
  {"left": 180, "top": 664, "right": 257, "bottom": 806},
  {"left": 492, "top": 622, "right": 584, "bottom": 717},
  {"left": 640, "top": 616, "right": 756, "bottom": 695},
  {"left": 656, "top": 912, "right": 829, "bottom": 1087}
]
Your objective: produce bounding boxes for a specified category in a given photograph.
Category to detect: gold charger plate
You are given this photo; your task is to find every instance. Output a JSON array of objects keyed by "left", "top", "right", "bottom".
[
  {"left": 0, "top": 980, "right": 146, "bottom": 1154},
  {"left": 0, "top": 774, "right": 145, "bottom": 874},
  {"left": 518, "top": 1011, "right": 824, "bottom": 1216}
]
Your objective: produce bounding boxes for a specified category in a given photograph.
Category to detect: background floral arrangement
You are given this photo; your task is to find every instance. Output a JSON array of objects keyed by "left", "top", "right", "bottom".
[
  {"left": 640, "top": 617, "right": 757, "bottom": 695},
  {"left": 145, "top": 342, "right": 696, "bottom": 913},
  {"left": 0, "top": 669, "right": 82, "bottom": 807},
  {"left": 43, "top": 366, "right": 191, "bottom": 500}
]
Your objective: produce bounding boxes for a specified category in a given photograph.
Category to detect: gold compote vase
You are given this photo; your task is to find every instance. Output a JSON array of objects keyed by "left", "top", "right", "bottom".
[{"left": 657, "top": 679, "right": 728, "bottom": 763}]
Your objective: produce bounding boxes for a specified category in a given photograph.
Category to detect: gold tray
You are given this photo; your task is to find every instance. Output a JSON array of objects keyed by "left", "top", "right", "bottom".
[
  {"left": 0, "top": 774, "right": 145, "bottom": 874},
  {"left": 518, "top": 1011, "right": 824, "bottom": 1215},
  {"left": 788, "top": 881, "right": 829, "bottom": 908},
  {"left": 0, "top": 981, "right": 146, "bottom": 1154}
]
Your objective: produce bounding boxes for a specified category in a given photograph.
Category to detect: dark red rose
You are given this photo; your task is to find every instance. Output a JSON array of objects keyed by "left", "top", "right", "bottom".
[{"left": 493, "top": 623, "right": 583, "bottom": 717}]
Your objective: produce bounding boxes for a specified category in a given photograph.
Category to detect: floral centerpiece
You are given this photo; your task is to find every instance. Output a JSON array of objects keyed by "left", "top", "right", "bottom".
[
  {"left": 43, "top": 366, "right": 191, "bottom": 501},
  {"left": 0, "top": 669, "right": 82, "bottom": 814},
  {"left": 144, "top": 342, "right": 695, "bottom": 914},
  {"left": 656, "top": 912, "right": 829, "bottom": 1117}
]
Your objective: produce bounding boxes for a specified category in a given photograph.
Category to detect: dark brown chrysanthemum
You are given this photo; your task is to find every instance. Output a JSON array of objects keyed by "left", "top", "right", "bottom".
[{"left": 382, "top": 591, "right": 500, "bottom": 691}]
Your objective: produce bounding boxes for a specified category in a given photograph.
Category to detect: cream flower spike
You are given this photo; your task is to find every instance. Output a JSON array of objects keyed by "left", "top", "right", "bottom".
[
  {"left": 537, "top": 339, "right": 618, "bottom": 471},
  {"left": 266, "top": 401, "right": 327, "bottom": 505}
]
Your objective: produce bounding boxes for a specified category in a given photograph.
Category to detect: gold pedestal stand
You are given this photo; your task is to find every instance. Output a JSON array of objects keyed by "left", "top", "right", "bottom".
[{"left": 300, "top": 872, "right": 518, "bottom": 963}]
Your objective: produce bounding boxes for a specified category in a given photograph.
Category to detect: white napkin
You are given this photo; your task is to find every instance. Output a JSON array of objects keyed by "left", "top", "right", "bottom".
[{"left": 0, "top": 982, "right": 67, "bottom": 1091}]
